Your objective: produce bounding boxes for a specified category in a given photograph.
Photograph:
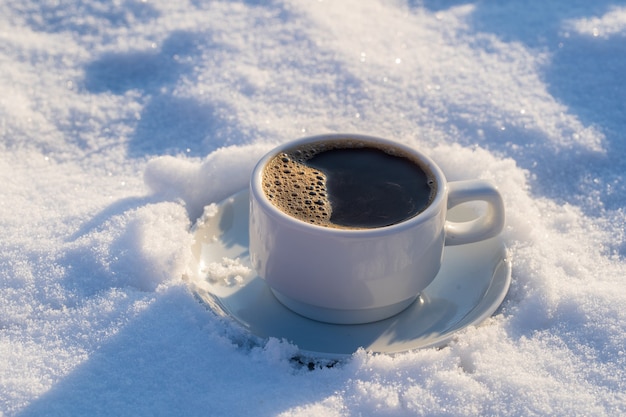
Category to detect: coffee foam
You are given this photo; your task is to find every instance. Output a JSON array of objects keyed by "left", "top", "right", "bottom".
[
  {"left": 263, "top": 150, "right": 332, "bottom": 226},
  {"left": 262, "top": 140, "right": 437, "bottom": 228}
]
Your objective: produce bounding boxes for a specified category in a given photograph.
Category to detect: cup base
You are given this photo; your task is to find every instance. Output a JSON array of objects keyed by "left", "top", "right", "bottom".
[{"left": 270, "top": 289, "right": 419, "bottom": 324}]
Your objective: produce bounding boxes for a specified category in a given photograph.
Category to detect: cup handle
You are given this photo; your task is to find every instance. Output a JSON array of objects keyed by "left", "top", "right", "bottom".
[{"left": 444, "top": 180, "right": 505, "bottom": 246}]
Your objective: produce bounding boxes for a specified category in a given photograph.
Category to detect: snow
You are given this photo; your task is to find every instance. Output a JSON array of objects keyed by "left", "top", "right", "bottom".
[{"left": 1, "top": 0, "right": 625, "bottom": 416}]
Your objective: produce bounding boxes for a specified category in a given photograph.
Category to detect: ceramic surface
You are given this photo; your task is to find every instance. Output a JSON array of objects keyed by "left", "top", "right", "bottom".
[
  {"left": 248, "top": 134, "right": 506, "bottom": 323},
  {"left": 186, "top": 190, "right": 511, "bottom": 358}
]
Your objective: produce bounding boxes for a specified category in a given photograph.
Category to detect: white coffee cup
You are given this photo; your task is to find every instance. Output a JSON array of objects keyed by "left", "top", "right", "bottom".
[{"left": 249, "top": 134, "right": 505, "bottom": 324}]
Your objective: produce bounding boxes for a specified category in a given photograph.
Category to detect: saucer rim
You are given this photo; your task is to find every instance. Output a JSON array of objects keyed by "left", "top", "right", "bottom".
[{"left": 186, "top": 189, "right": 511, "bottom": 358}]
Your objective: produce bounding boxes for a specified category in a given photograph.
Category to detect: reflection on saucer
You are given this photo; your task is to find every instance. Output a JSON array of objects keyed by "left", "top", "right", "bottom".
[{"left": 185, "top": 190, "right": 511, "bottom": 358}]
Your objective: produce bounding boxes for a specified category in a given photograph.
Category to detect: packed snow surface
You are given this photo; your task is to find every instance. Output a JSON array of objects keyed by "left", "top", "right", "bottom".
[{"left": 1, "top": 1, "right": 625, "bottom": 416}]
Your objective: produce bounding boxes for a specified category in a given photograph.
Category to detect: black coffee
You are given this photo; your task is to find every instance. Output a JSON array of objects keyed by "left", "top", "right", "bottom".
[{"left": 262, "top": 140, "right": 436, "bottom": 229}]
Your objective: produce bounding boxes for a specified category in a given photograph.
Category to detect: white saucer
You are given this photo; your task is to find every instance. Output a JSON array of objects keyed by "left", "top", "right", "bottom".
[{"left": 185, "top": 190, "right": 511, "bottom": 358}]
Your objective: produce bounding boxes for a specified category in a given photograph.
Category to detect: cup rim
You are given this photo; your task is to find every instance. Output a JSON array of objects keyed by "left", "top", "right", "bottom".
[{"left": 250, "top": 133, "right": 448, "bottom": 236}]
